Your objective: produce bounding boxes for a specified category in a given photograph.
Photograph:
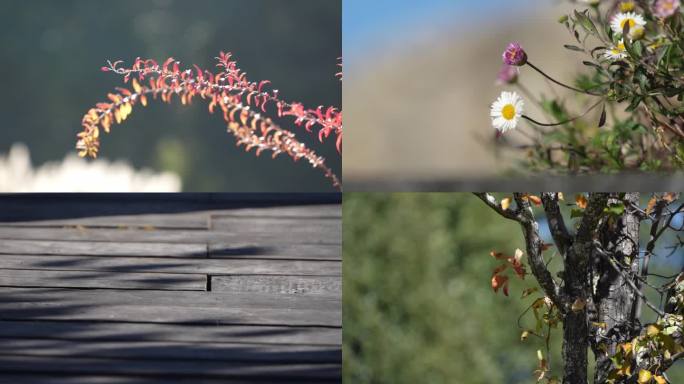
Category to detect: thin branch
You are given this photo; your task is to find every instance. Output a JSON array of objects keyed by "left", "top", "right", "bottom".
[
  {"left": 541, "top": 193, "right": 573, "bottom": 257},
  {"left": 473, "top": 193, "right": 523, "bottom": 222},
  {"left": 635, "top": 196, "right": 669, "bottom": 319},
  {"left": 474, "top": 192, "right": 562, "bottom": 307},
  {"left": 594, "top": 241, "right": 666, "bottom": 317},
  {"left": 513, "top": 193, "right": 563, "bottom": 308}
]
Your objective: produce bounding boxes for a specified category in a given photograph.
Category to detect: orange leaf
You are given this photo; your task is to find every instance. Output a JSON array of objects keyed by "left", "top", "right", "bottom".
[
  {"left": 490, "top": 250, "right": 506, "bottom": 260},
  {"left": 527, "top": 195, "right": 542, "bottom": 206},
  {"left": 491, "top": 274, "right": 509, "bottom": 296},
  {"left": 575, "top": 194, "right": 588, "bottom": 209},
  {"left": 646, "top": 196, "right": 658, "bottom": 215}
]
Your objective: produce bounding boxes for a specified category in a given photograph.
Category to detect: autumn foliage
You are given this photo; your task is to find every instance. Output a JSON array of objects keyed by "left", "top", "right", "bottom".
[{"left": 77, "top": 52, "right": 342, "bottom": 189}]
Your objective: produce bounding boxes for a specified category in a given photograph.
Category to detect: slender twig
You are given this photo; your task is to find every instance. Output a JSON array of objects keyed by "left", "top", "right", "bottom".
[
  {"left": 594, "top": 241, "right": 666, "bottom": 317},
  {"left": 522, "top": 99, "right": 604, "bottom": 127},
  {"left": 634, "top": 196, "right": 668, "bottom": 319},
  {"left": 526, "top": 61, "right": 603, "bottom": 96},
  {"left": 474, "top": 193, "right": 563, "bottom": 308}
]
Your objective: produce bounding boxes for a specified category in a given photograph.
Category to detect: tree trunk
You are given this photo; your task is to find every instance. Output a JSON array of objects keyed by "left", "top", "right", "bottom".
[{"left": 591, "top": 193, "right": 641, "bottom": 383}]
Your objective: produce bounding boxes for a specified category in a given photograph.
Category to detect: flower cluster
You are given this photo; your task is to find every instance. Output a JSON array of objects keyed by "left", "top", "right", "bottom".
[
  {"left": 77, "top": 52, "right": 342, "bottom": 190},
  {"left": 488, "top": 0, "right": 684, "bottom": 173}
]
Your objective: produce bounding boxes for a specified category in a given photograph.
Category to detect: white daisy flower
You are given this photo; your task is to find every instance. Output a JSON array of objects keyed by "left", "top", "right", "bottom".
[
  {"left": 490, "top": 91, "right": 524, "bottom": 133},
  {"left": 610, "top": 12, "right": 646, "bottom": 39},
  {"left": 604, "top": 40, "right": 627, "bottom": 60}
]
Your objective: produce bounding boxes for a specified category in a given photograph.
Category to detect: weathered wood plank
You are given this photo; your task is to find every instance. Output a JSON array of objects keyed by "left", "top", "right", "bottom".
[
  {"left": 0, "top": 320, "right": 341, "bottom": 345},
  {"left": 0, "top": 355, "right": 340, "bottom": 380},
  {"left": 0, "top": 240, "right": 207, "bottom": 257},
  {"left": 211, "top": 276, "right": 340, "bottom": 296},
  {"left": 0, "top": 269, "right": 207, "bottom": 291},
  {"left": 210, "top": 217, "right": 341, "bottom": 242},
  {"left": 208, "top": 243, "right": 340, "bottom": 260},
  {"left": 0, "top": 212, "right": 210, "bottom": 230},
  {"left": 0, "top": 229, "right": 341, "bottom": 259},
  {"left": 0, "top": 338, "right": 340, "bottom": 363},
  {"left": 211, "top": 205, "right": 341, "bottom": 219},
  {"left": 0, "top": 227, "right": 247, "bottom": 243},
  {"left": 0, "top": 255, "right": 340, "bottom": 277},
  {"left": 0, "top": 288, "right": 341, "bottom": 327}
]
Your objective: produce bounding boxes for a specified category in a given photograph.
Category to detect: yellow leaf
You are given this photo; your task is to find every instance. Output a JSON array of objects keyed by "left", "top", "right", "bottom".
[
  {"left": 571, "top": 298, "right": 586, "bottom": 312},
  {"left": 647, "top": 324, "right": 661, "bottom": 337},
  {"left": 576, "top": 194, "right": 588, "bottom": 209},
  {"left": 591, "top": 322, "right": 607, "bottom": 329},
  {"left": 654, "top": 375, "right": 667, "bottom": 384},
  {"left": 132, "top": 78, "right": 142, "bottom": 94},
  {"left": 501, "top": 197, "right": 512, "bottom": 210},
  {"left": 638, "top": 369, "right": 652, "bottom": 384},
  {"left": 102, "top": 114, "right": 111, "bottom": 133},
  {"left": 520, "top": 330, "right": 529, "bottom": 341}
]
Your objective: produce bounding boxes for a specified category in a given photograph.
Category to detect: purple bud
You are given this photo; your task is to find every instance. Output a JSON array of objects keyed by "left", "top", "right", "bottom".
[
  {"left": 496, "top": 64, "right": 519, "bottom": 85},
  {"left": 502, "top": 42, "right": 528, "bottom": 66}
]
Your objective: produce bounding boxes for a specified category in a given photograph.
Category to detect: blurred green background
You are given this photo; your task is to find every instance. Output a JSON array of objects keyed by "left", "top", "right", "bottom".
[
  {"left": 0, "top": 0, "right": 340, "bottom": 191},
  {"left": 343, "top": 193, "right": 684, "bottom": 383}
]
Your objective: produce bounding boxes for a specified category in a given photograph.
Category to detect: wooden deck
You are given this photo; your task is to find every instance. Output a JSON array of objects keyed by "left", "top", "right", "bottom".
[{"left": 0, "top": 195, "right": 341, "bottom": 383}]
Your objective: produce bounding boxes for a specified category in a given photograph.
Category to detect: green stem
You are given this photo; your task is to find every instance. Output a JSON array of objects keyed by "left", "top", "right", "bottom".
[
  {"left": 522, "top": 99, "right": 604, "bottom": 127},
  {"left": 526, "top": 61, "right": 603, "bottom": 96}
]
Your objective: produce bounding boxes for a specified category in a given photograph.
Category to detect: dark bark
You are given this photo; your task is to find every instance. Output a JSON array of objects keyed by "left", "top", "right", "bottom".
[
  {"left": 560, "top": 193, "right": 608, "bottom": 384},
  {"left": 591, "top": 193, "right": 641, "bottom": 384}
]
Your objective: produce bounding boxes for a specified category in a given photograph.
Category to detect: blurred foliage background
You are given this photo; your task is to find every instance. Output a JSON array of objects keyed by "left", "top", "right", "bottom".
[
  {"left": 0, "top": 0, "right": 340, "bottom": 191},
  {"left": 343, "top": 193, "right": 684, "bottom": 383}
]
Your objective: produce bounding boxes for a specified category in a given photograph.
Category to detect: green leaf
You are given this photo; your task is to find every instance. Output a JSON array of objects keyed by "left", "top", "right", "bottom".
[
  {"left": 571, "top": 209, "right": 585, "bottom": 218},
  {"left": 574, "top": 9, "right": 599, "bottom": 36},
  {"left": 604, "top": 203, "right": 625, "bottom": 216},
  {"left": 564, "top": 44, "right": 584, "bottom": 52}
]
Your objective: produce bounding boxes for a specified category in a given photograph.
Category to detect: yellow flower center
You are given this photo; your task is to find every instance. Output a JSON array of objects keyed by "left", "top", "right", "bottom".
[
  {"left": 502, "top": 104, "right": 516, "bottom": 120},
  {"left": 620, "top": 18, "right": 636, "bottom": 30},
  {"left": 620, "top": 2, "right": 635, "bottom": 12}
]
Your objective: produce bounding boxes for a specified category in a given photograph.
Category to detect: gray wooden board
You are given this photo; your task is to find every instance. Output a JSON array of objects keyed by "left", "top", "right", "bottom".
[
  {"left": 211, "top": 275, "right": 341, "bottom": 297},
  {"left": 208, "top": 243, "right": 340, "bottom": 260},
  {"left": 0, "top": 212, "right": 210, "bottom": 230},
  {"left": 210, "top": 217, "right": 341, "bottom": 241},
  {"left": 0, "top": 229, "right": 341, "bottom": 258},
  {"left": 0, "top": 255, "right": 341, "bottom": 276},
  {"left": 0, "top": 288, "right": 341, "bottom": 327},
  {"left": 0, "top": 240, "right": 207, "bottom": 257},
  {"left": 0, "top": 338, "right": 340, "bottom": 363},
  {"left": 0, "top": 320, "right": 341, "bottom": 345},
  {"left": 210, "top": 205, "right": 341, "bottom": 219},
  {"left": 0, "top": 355, "right": 340, "bottom": 380},
  {"left": 0, "top": 269, "right": 207, "bottom": 291}
]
